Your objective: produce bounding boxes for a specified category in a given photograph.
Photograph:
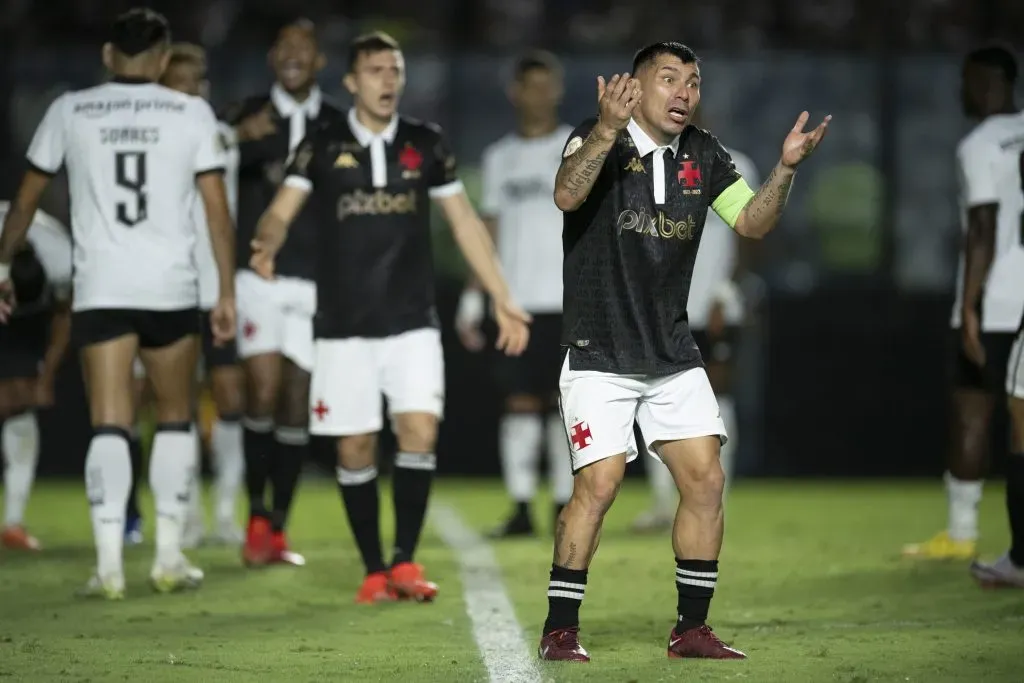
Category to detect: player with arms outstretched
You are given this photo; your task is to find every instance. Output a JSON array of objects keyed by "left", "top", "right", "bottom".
[
  {"left": 0, "top": 8, "right": 236, "bottom": 598},
  {"left": 0, "top": 203, "right": 72, "bottom": 551},
  {"left": 537, "top": 42, "right": 828, "bottom": 662},
  {"left": 904, "top": 46, "right": 1024, "bottom": 560},
  {"left": 251, "top": 32, "right": 530, "bottom": 603}
]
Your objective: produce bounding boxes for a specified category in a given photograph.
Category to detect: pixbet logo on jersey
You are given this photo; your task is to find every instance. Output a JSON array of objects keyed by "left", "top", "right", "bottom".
[
  {"left": 337, "top": 189, "right": 418, "bottom": 220},
  {"left": 616, "top": 208, "right": 697, "bottom": 241}
]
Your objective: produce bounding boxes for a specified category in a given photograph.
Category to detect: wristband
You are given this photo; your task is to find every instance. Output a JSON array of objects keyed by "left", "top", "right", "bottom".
[{"left": 456, "top": 289, "right": 486, "bottom": 326}]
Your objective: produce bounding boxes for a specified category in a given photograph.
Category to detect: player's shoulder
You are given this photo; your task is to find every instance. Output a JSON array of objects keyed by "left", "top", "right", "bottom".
[
  {"left": 482, "top": 133, "right": 518, "bottom": 162},
  {"left": 218, "top": 94, "right": 270, "bottom": 125},
  {"left": 957, "top": 115, "right": 1015, "bottom": 155},
  {"left": 398, "top": 116, "right": 447, "bottom": 143},
  {"left": 684, "top": 125, "right": 727, "bottom": 151},
  {"left": 317, "top": 96, "right": 347, "bottom": 122}
]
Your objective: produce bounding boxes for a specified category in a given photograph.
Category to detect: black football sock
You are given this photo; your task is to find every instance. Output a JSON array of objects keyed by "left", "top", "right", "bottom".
[
  {"left": 674, "top": 558, "right": 718, "bottom": 634},
  {"left": 125, "top": 430, "right": 143, "bottom": 520},
  {"left": 270, "top": 427, "right": 307, "bottom": 532},
  {"left": 337, "top": 465, "right": 386, "bottom": 574},
  {"left": 543, "top": 564, "right": 587, "bottom": 633},
  {"left": 514, "top": 501, "right": 531, "bottom": 519},
  {"left": 390, "top": 452, "right": 436, "bottom": 566},
  {"left": 242, "top": 416, "right": 273, "bottom": 518},
  {"left": 1007, "top": 453, "right": 1024, "bottom": 567}
]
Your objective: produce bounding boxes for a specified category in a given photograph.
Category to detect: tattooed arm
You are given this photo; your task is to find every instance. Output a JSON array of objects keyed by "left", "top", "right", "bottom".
[
  {"left": 553, "top": 123, "right": 618, "bottom": 212},
  {"left": 733, "top": 162, "right": 796, "bottom": 239}
]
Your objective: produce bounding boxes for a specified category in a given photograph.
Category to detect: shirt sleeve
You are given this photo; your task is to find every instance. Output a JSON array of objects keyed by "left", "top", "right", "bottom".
[
  {"left": 193, "top": 99, "right": 227, "bottom": 176},
  {"left": 480, "top": 143, "right": 503, "bottom": 217},
  {"left": 283, "top": 133, "right": 317, "bottom": 193},
  {"left": 427, "top": 126, "right": 464, "bottom": 199},
  {"left": 957, "top": 134, "right": 1000, "bottom": 207},
  {"left": 26, "top": 94, "right": 67, "bottom": 175},
  {"left": 708, "top": 139, "right": 755, "bottom": 230},
  {"left": 26, "top": 211, "right": 73, "bottom": 301}
]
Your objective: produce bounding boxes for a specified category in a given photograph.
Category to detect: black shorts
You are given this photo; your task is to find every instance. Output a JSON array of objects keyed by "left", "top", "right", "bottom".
[
  {"left": 200, "top": 309, "right": 237, "bottom": 369},
  {"left": 72, "top": 308, "right": 200, "bottom": 350},
  {"left": 950, "top": 328, "right": 1016, "bottom": 393},
  {"left": 492, "top": 313, "right": 563, "bottom": 401},
  {"left": 0, "top": 312, "right": 49, "bottom": 380},
  {"left": 692, "top": 326, "right": 741, "bottom": 366}
]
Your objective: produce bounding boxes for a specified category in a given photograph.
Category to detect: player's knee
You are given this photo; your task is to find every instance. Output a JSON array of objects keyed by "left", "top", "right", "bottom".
[
  {"left": 394, "top": 413, "right": 438, "bottom": 453},
  {"left": 676, "top": 451, "right": 725, "bottom": 503},
  {"left": 246, "top": 382, "right": 277, "bottom": 419},
  {"left": 505, "top": 393, "right": 543, "bottom": 414},
  {"left": 572, "top": 463, "right": 623, "bottom": 517},
  {"left": 337, "top": 434, "right": 376, "bottom": 471}
]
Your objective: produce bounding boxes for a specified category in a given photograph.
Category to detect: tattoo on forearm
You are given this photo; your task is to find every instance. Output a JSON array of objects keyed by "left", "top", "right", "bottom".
[
  {"left": 556, "top": 132, "right": 612, "bottom": 199},
  {"left": 744, "top": 165, "right": 795, "bottom": 229}
]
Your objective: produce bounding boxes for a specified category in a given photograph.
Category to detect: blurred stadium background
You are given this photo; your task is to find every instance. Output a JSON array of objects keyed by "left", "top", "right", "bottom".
[
  {"left": 5, "top": 0, "right": 1024, "bottom": 478},
  {"left": 3, "top": 3, "right": 1024, "bottom": 681}
]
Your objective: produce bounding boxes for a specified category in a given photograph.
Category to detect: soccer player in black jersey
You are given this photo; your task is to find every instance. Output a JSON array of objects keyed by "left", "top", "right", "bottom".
[
  {"left": 251, "top": 32, "right": 530, "bottom": 604},
  {"left": 225, "top": 20, "right": 346, "bottom": 567},
  {"left": 538, "top": 42, "right": 829, "bottom": 662}
]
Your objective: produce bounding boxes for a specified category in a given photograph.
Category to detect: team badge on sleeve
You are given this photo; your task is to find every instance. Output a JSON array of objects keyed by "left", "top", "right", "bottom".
[{"left": 563, "top": 136, "right": 583, "bottom": 158}]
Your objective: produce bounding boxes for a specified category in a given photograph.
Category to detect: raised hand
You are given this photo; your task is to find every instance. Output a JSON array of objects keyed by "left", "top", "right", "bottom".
[
  {"left": 781, "top": 111, "right": 831, "bottom": 169},
  {"left": 596, "top": 74, "right": 642, "bottom": 133}
]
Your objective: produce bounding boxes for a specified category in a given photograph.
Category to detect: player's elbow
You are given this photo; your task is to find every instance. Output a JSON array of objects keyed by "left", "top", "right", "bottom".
[
  {"left": 553, "top": 188, "right": 582, "bottom": 212},
  {"left": 732, "top": 214, "right": 765, "bottom": 240}
]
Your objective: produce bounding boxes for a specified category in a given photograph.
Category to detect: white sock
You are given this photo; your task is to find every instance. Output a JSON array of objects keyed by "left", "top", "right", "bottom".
[
  {"left": 3, "top": 412, "right": 40, "bottom": 527},
  {"left": 647, "top": 457, "right": 677, "bottom": 511},
  {"left": 718, "top": 395, "right": 738, "bottom": 494},
  {"left": 546, "top": 414, "right": 574, "bottom": 504},
  {"left": 500, "top": 414, "right": 542, "bottom": 502},
  {"left": 149, "top": 427, "right": 196, "bottom": 566},
  {"left": 188, "top": 425, "right": 204, "bottom": 525},
  {"left": 211, "top": 419, "right": 243, "bottom": 526},
  {"left": 85, "top": 431, "right": 132, "bottom": 579},
  {"left": 945, "top": 471, "right": 983, "bottom": 541}
]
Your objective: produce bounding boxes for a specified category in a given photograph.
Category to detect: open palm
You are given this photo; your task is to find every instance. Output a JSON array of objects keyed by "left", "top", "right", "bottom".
[{"left": 781, "top": 111, "right": 832, "bottom": 168}]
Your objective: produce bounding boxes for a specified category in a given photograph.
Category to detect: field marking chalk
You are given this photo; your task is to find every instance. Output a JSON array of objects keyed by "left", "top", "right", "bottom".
[{"left": 432, "top": 502, "right": 543, "bottom": 683}]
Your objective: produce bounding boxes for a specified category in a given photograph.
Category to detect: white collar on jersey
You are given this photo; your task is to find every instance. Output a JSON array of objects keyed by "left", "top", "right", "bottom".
[
  {"left": 347, "top": 107, "right": 399, "bottom": 146},
  {"left": 270, "top": 83, "right": 323, "bottom": 119},
  {"left": 627, "top": 118, "right": 679, "bottom": 158}
]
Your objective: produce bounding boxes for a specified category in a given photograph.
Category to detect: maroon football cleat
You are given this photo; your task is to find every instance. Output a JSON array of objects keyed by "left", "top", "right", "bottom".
[
  {"left": 538, "top": 627, "right": 590, "bottom": 662},
  {"left": 667, "top": 625, "right": 746, "bottom": 659}
]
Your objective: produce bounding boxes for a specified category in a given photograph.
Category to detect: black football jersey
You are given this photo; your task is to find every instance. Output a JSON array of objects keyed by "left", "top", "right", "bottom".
[
  {"left": 221, "top": 94, "right": 345, "bottom": 281},
  {"left": 284, "top": 114, "right": 460, "bottom": 338},
  {"left": 561, "top": 118, "right": 748, "bottom": 375}
]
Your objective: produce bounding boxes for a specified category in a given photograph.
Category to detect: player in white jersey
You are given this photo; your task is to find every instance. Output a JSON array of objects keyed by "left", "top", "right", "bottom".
[
  {"left": 456, "top": 52, "right": 574, "bottom": 538},
  {"left": 0, "top": 9, "right": 237, "bottom": 598},
  {"left": 147, "top": 42, "right": 244, "bottom": 547},
  {"left": 0, "top": 203, "right": 72, "bottom": 552},
  {"left": 904, "top": 46, "right": 1024, "bottom": 560},
  {"left": 631, "top": 114, "right": 760, "bottom": 532}
]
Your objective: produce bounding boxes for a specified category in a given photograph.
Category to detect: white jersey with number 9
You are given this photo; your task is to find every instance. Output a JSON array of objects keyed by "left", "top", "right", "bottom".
[{"left": 26, "top": 79, "right": 226, "bottom": 312}]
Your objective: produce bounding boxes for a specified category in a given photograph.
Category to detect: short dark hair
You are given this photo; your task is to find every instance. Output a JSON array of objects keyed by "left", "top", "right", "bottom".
[
  {"left": 276, "top": 17, "right": 318, "bottom": 46},
  {"left": 965, "top": 45, "right": 1018, "bottom": 84},
  {"left": 512, "top": 50, "right": 563, "bottom": 82},
  {"left": 631, "top": 41, "right": 699, "bottom": 74},
  {"left": 110, "top": 8, "right": 171, "bottom": 57},
  {"left": 347, "top": 31, "right": 400, "bottom": 73}
]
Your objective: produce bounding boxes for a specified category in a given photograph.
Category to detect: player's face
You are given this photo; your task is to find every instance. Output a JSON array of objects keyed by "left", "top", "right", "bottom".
[
  {"left": 346, "top": 49, "right": 406, "bottom": 121},
  {"left": 637, "top": 55, "right": 701, "bottom": 139},
  {"left": 271, "top": 27, "right": 322, "bottom": 94},
  {"left": 161, "top": 61, "right": 206, "bottom": 97},
  {"left": 510, "top": 68, "right": 563, "bottom": 121}
]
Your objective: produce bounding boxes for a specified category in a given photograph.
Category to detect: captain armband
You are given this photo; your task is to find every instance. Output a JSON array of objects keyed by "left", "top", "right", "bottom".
[{"left": 711, "top": 178, "right": 755, "bottom": 230}]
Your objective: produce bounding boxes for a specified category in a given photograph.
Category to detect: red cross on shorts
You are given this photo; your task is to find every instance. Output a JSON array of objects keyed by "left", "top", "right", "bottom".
[
  {"left": 242, "top": 319, "right": 257, "bottom": 340},
  {"left": 312, "top": 400, "right": 330, "bottom": 421},
  {"left": 678, "top": 160, "right": 702, "bottom": 187},
  {"left": 569, "top": 421, "right": 592, "bottom": 451}
]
